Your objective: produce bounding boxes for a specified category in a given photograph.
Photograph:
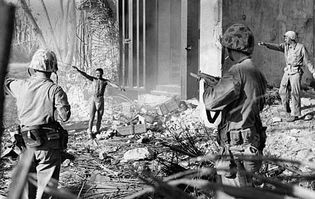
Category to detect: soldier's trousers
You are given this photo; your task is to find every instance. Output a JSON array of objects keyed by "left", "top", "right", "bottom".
[
  {"left": 279, "top": 72, "right": 301, "bottom": 117},
  {"left": 215, "top": 125, "right": 264, "bottom": 199},
  {"left": 23, "top": 149, "right": 61, "bottom": 199}
]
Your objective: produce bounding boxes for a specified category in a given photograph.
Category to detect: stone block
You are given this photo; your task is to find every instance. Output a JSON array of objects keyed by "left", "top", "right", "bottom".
[
  {"left": 117, "top": 125, "right": 134, "bottom": 136},
  {"left": 134, "top": 123, "right": 147, "bottom": 134}
]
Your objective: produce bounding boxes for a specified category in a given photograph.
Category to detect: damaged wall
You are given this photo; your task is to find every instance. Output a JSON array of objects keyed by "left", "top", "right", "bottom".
[{"left": 222, "top": 0, "right": 313, "bottom": 86}]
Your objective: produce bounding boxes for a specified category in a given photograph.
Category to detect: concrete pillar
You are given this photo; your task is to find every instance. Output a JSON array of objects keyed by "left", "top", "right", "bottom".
[
  {"left": 199, "top": 0, "right": 222, "bottom": 127},
  {"left": 199, "top": 0, "right": 222, "bottom": 77}
]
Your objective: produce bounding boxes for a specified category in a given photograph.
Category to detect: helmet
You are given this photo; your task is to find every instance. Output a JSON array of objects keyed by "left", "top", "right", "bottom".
[
  {"left": 284, "top": 31, "right": 297, "bottom": 41},
  {"left": 221, "top": 23, "right": 254, "bottom": 54},
  {"left": 29, "top": 49, "right": 58, "bottom": 72}
]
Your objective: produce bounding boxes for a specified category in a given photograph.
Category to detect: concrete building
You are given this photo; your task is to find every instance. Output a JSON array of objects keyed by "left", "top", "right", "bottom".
[{"left": 118, "top": 0, "right": 314, "bottom": 99}]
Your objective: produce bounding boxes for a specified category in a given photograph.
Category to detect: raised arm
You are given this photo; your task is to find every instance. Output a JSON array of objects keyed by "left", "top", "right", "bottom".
[
  {"left": 107, "top": 80, "right": 125, "bottom": 91},
  {"left": 258, "top": 42, "right": 285, "bottom": 52},
  {"left": 72, "top": 66, "right": 95, "bottom": 81}
]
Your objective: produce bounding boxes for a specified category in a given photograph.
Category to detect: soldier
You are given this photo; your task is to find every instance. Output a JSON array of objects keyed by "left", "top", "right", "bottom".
[
  {"left": 203, "top": 24, "right": 267, "bottom": 197},
  {"left": 5, "top": 49, "right": 71, "bottom": 199},
  {"left": 258, "top": 31, "right": 315, "bottom": 122},
  {"left": 72, "top": 66, "right": 125, "bottom": 139}
]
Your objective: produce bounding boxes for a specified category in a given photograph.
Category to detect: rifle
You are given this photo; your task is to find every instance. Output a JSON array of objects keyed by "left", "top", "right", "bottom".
[
  {"left": 190, "top": 71, "right": 221, "bottom": 123},
  {"left": 190, "top": 71, "right": 220, "bottom": 87}
]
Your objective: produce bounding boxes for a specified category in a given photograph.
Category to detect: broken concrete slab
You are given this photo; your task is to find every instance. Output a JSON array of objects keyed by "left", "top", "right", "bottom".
[
  {"left": 134, "top": 123, "right": 147, "bottom": 134},
  {"left": 117, "top": 125, "right": 134, "bottom": 136},
  {"left": 122, "top": 147, "right": 154, "bottom": 161}
]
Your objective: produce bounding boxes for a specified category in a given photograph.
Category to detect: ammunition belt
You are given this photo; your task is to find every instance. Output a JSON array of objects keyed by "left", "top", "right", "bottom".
[{"left": 20, "top": 125, "right": 66, "bottom": 150}]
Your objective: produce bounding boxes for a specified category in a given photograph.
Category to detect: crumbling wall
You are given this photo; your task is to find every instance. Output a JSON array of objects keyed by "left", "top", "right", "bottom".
[{"left": 222, "top": 0, "right": 313, "bottom": 86}]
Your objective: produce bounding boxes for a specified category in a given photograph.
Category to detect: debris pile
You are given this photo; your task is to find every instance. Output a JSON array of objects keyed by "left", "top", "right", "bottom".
[{"left": 2, "top": 87, "right": 315, "bottom": 198}]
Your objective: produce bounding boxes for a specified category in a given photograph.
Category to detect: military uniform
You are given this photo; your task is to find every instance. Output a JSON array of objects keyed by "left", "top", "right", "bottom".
[
  {"left": 203, "top": 24, "right": 267, "bottom": 197},
  {"left": 204, "top": 57, "right": 267, "bottom": 183},
  {"left": 5, "top": 49, "right": 71, "bottom": 199},
  {"left": 263, "top": 42, "right": 315, "bottom": 117}
]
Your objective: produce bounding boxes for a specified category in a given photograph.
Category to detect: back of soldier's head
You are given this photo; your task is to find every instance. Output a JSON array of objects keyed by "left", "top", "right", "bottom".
[{"left": 29, "top": 49, "right": 58, "bottom": 73}]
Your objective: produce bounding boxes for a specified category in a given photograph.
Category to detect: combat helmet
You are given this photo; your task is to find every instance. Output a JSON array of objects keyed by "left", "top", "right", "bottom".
[
  {"left": 284, "top": 31, "right": 297, "bottom": 41},
  {"left": 221, "top": 23, "right": 254, "bottom": 55},
  {"left": 29, "top": 49, "right": 58, "bottom": 73}
]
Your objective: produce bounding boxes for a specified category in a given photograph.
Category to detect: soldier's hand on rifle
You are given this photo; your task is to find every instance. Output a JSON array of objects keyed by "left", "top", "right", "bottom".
[{"left": 257, "top": 42, "right": 265, "bottom": 46}]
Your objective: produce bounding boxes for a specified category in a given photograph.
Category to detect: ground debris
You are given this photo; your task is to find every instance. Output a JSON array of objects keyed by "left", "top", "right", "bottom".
[{"left": 2, "top": 90, "right": 315, "bottom": 198}]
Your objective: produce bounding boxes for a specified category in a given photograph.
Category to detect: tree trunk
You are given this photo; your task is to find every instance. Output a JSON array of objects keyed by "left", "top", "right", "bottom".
[
  {"left": 40, "top": 0, "right": 63, "bottom": 61},
  {"left": 61, "top": 0, "right": 71, "bottom": 60},
  {"left": 0, "top": 0, "right": 15, "bottom": 162},
  {"left": 18, "top": 0, "right": 47, "bottom": 48},
  {"left": 64, "top": 0, "right": 76, "bottom": 67}
]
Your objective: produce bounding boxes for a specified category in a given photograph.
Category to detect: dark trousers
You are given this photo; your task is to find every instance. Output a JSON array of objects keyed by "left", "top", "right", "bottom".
[{"left": 22, "top": 149, "right": 61, "bottom": 199}]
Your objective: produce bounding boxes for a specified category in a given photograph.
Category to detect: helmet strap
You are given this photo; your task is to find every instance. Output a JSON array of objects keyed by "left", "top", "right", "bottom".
[
  {"left": 27, "top": 68, "right": 31, "bottom": 77},
  {"left": 27, "top": 68, "right": 36, "bottom": 77}
]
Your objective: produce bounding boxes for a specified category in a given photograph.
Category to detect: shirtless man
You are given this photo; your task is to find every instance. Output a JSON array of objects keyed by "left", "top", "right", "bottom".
[{"left": 73, "top": 66, "right": 125, "bottom": 138}]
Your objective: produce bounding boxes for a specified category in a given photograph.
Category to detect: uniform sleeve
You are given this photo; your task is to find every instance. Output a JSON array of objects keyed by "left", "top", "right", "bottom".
[
  {"left": 54, "top": 86, "right": 71, "bottom": 122},
  {"left": 4, "top": 78, "right": 21, "bottom": 98},
  {"left": 203, "top": 69, "right": 241, "bottom": 111},
  {"left": 265, "top": 42, "right": 285, "bottom": 52},
  {"left": 301, "top": 45, "right": 315, "bottom": 74}
]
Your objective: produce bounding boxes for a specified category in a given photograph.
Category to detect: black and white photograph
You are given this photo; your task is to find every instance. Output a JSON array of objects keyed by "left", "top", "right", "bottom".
[{"left": 1, "top": 0, "right": 315, "bottom": 198}]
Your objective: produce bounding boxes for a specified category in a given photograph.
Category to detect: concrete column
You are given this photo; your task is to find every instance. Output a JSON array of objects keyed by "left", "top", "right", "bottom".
[
  {"left": 199, "top": 0, "right": 222, "bottom": 127},
  {"left": 199, "top": 0, "right": 222, "bottom": 77}
]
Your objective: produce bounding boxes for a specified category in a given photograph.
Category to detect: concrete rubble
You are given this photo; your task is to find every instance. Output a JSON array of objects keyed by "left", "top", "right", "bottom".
[{"left": 1, "top": 88, "right": 315, "bottom": 198}]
